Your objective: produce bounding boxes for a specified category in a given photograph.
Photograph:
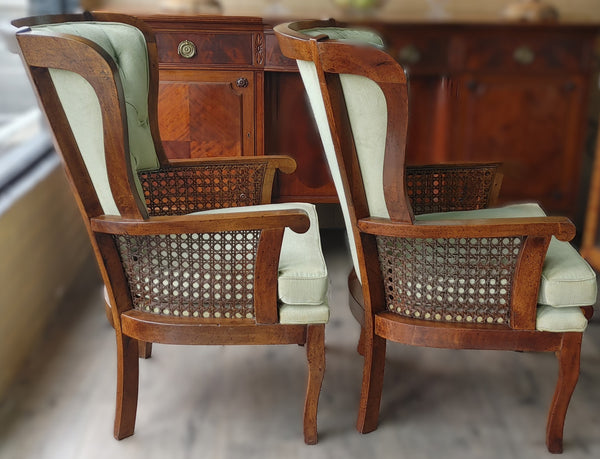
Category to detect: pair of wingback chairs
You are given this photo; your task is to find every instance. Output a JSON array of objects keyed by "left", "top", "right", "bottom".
[{"left": 13, "top": 12, "right": 596, "bottom": 453}]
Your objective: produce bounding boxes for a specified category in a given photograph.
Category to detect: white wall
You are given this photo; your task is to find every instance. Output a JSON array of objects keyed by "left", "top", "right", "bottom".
[{"left": 0, "top": 156, "right": 97, "bottom": 399}]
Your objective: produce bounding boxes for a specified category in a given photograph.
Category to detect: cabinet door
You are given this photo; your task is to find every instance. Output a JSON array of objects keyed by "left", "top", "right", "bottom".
[
  {"left": 453, "top": 75, "right": 587, "bottom": 214},
  {"left": 265, "top": 72, "right": 337, "bottom": 202},
  {"left": 158, "top": 70, "right": 255, "bottom": 158}
]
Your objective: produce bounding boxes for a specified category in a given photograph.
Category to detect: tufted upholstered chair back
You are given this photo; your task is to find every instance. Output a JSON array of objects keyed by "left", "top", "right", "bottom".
[{"left": 30, "top": 22, "right": 160, "bottom": 215}]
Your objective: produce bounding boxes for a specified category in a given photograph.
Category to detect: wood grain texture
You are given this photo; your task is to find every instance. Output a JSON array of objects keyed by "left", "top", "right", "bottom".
[{"left": 158, "top": 69, "right": 255, "bottom": 158}]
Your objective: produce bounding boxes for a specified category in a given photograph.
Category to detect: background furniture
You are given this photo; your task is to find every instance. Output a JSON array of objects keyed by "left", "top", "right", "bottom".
[
  {"left": 275, "top": 20, "right": 596, "bottom": 453},
  {"left": 14, "top": 12, "right": 328, "bottom": 444},
  {"left": 141, "top": 14, "right": 599, "bottom": 224},
  {"left": 580, "top": 115, "right": 600, "bottom": 269}
]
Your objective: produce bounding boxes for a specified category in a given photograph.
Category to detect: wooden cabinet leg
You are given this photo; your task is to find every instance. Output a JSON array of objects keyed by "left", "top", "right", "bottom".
[
  {"left": 546, "top": 333, "right": 582, "bottom": 454},
  {"left": 114, "top": 333, "right": 139, "bottom": 440},
  {"left": 357, "top": 332, "right": 387, "bottom": 434},
  {"left": 303, "top": 324, "right": 325, "bottom": 445}
]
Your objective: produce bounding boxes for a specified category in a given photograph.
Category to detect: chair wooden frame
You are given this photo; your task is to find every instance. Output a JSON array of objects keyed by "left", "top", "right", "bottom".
[
  {"left": 14, "top": 13, "right": 325, "bottom": 444},
  {"left": 275, "top": 19, "right": 593, "bottom": 453}
]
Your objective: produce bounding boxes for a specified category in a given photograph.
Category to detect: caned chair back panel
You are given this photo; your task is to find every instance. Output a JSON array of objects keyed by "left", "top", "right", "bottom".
[{"left": 31, "top": 22, "right": 160, "bottom": 216}]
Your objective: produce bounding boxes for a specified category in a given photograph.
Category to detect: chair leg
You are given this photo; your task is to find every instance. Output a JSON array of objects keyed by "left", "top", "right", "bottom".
[
  {"left": 546, "top": 333, "right": 582, "bottom": 454},
  {"left": 114, "top": 333, "right": 139, "bottom": 440},
  {"left": 303, "top": 324, "right": 325, "bottom": 445},
  {"left": 356, "top": 332, "right": 387, "bottom": 434},
  {"left": 138, "top": 341, "right": 152, "bottom": 359}
]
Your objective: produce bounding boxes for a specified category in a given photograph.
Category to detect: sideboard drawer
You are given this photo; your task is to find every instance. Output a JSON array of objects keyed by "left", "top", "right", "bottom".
[
  {"left": 155, "top": 31, "right": 255, "bottom": 66},
  {"left": 383, "top": 34, "right": 450, "bottom": 73},
  {"left": 464, "top": 35, "right": 587, "bottom": 72}
]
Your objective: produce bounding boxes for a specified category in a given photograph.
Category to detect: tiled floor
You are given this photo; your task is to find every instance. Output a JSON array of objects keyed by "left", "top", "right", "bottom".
[{"left": 0, "top": 230, "right": 599, "bottom": 459}]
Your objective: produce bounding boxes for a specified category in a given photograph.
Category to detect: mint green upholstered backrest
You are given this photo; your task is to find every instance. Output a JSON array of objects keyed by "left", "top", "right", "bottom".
[
  {"left": 31, "top": 22, "right": 159, "bottom": 215},
  {"left": 297, "top": 28, "right": 389, "bottom": 278}
]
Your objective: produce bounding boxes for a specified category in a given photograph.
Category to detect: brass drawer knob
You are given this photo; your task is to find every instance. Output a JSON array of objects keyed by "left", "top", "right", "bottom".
[
  {"left": 513, "top": 46, "right": 535, "bottom": 65},
  {"left": 397, "top": 44, "right": 421, "bottom": 65},
  {"left": 177, "top": 40, "right": 197, "bottom": 59}
]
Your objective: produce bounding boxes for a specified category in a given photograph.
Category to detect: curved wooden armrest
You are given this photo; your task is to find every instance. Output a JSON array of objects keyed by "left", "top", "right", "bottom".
[
  {"left": 167, "top": 155, "right": 296, "bottom": 175},
  {"left": 91, "top": 209, "right": 310, "bottom": 235},
  {"left": 358, "top": 216, "right": 576, "bottom": 242}
]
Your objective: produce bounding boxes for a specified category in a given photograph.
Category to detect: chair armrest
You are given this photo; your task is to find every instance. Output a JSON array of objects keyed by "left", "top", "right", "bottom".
[
  {"left": 358, "top": 216, "right": 575, "bottom": 241},
  {"left": 91, "top": 209, "right": 310, "bottom": 235},
  {"left": 406, "top": 163, "right": 503, "bottom": 214},
  {"left": 167, "top": 155, "right": 296, "bottom": 174},
  {"left": 140, "top": 156, "right": 297, "bottom": 216},
  {"left": 358, "top": 215, "right": 576, "bottom": 330}
]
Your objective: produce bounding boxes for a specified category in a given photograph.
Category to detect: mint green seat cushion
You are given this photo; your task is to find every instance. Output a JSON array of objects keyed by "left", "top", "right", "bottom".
[
  {"left": 199, "top": 203, "right": 329, "bottom": 324},
  {"left": 536, "top": 305, "right": 589, "bottom": 333},
  {"left": 32, "top": 22, "right": 160, "bottom": 215},
  {"left": 417, "top": 203, "right": 596, "bottom": 332}
]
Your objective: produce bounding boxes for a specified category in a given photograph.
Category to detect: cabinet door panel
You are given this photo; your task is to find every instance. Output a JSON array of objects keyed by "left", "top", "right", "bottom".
[
  {"left": 406, "top": 76, "right": 452, "bottom": 165},
  {"left": 158, "top": 70, "right": 255, "bottom": 158},
  {"left": 453, "top": 75, "right": 586, "bottom": 214},
  {"left": 265, "top": 72, "right": 337, "bottom": 202}
]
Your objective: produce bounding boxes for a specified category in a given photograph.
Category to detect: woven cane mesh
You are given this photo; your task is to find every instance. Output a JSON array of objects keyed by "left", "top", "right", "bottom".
[
  {"left": 139, "top": 163, "right": 268, "bottom": 216},
  {"left": 405, "top": 165, "right": 498, "bottom": 215},
  {"left": 116, "top": 230, "right": 261, "bottom": 319},
  {"left": 377, "top": 235, "right": 524, "bottom": 325}
]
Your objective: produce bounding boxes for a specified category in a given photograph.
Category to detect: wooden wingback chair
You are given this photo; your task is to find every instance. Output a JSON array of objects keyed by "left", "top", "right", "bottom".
[
  {"left": 13, "top": 13, "right": 328, "bottom": 444},
  {"left": 275, "top": 20, "right": 596, "bottom": 453}
]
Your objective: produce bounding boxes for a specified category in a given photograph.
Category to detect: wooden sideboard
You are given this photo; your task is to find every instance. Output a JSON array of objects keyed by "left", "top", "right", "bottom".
[{"left": 143, "top": 15, "right": 599, "bottom": 221}]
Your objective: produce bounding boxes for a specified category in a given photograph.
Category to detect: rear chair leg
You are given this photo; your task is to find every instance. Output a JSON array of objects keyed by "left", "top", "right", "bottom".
[
  {"left": 114, "top": 333, "right": 139, "bottom": 440},
  {"left": 356, "top": 332, "right": 386, "bottom": 434},
  {"left": 138, "top": 341, "right": 152, "bottom": 359},
  {"left": 546, "top": 333, "right": 582, "bottom": 454},
  {"left": 304, "top": 324, "right": 325, "bottom": 445}
]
